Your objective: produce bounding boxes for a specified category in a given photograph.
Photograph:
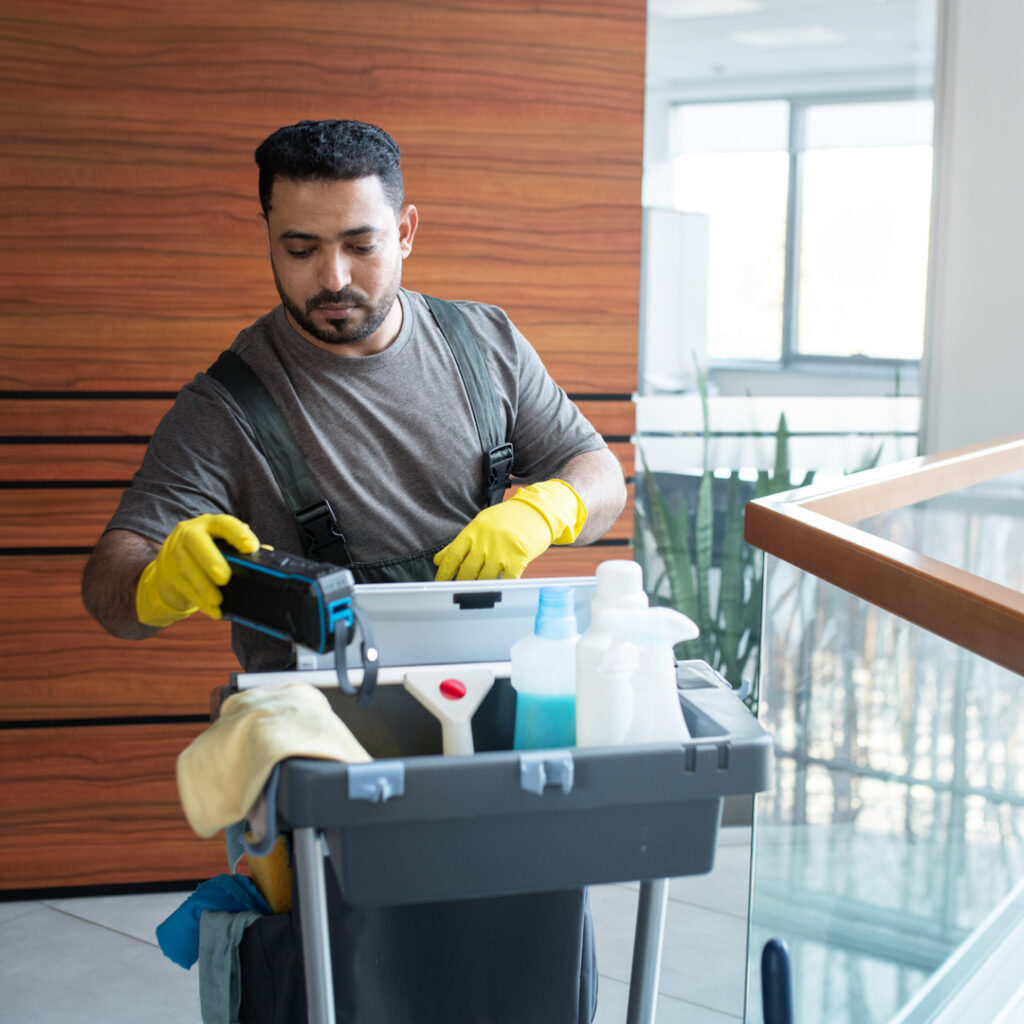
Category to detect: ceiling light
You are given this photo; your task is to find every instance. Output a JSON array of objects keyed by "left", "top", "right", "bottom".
[
  {"left": 731, "top": 26, "right": 848, "bottom": 48},
  {"left": 650, "top": 0, "right": 763, "bottom": 18}
]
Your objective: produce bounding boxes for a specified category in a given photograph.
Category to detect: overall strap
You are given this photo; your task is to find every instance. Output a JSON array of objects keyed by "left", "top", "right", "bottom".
[
  {"left": 205, "top": 296, "right": 512, "bottom": 565},
  {"left": 422, "top": 294, "right": 514, "bottom": 508},
  {"left": 206, "top": 350, "right": 353, "bottom": 565}
]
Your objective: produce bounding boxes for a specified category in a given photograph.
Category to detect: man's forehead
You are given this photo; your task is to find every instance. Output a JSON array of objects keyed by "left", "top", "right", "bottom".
[
  {"left": 266, "top": 176, "right": 397, "bottom": 233},
  {"left": 268, "top": 174, "right": 389, "bottom": 208}
]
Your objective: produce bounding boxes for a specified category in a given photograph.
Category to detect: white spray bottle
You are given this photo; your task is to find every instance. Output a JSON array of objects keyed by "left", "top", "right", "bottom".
[
  {"left": 589, "top": 559, "right": 649, "bottom": 621},
  {"left": 615, "top": 607, "right": 700, "bottom": 745},
  {"left": 575, "top": 560, "right": 649, "bottom": 747}
]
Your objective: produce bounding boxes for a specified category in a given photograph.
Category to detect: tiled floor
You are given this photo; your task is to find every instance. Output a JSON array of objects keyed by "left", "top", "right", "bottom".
[
  {"left": 0, "top": 827, "right": 751, "bottom": 1023},
  {"left": 592, "top": 827, "right": 752, "bottom": 1024}
]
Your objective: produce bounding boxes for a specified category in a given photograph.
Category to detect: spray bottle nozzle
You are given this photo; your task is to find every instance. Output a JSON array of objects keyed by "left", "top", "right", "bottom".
[
  {"left": 609, "top": 606, "right": 699, "bottom": 646},
  {"left": 611, "top": 607, "right": 698, "bottom": 745},
  {"left": 606, "top": 607, "right": 699, "bottom": 672}
]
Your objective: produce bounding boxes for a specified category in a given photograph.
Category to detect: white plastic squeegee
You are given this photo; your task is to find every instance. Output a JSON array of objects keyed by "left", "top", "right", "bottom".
[{"left": 401, "top": 665, "right": 497, "bottom": 756}]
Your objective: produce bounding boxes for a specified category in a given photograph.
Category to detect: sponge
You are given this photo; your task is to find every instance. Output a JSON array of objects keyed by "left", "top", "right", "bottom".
[{"left": 245, "top": 833, "right": 293, "bottom": 914}]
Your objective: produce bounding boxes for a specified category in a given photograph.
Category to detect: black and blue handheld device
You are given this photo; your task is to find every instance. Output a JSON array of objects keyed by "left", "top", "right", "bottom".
[{"left": 215, "top": 541, "right": 379, "bottom": 703}]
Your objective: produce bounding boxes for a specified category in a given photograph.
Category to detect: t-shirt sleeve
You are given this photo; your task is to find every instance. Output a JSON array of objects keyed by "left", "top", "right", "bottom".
[
  {"left": 104, "top": 378, "right": 263, "bottom": 544},
  {"left": 501, "top": 321, "right": 607, "bottom": 483}
]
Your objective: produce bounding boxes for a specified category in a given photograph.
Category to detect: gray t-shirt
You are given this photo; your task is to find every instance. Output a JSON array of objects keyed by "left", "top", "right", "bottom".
[{"left": 108, "top": 289, "right": 604, "bottom": 669}]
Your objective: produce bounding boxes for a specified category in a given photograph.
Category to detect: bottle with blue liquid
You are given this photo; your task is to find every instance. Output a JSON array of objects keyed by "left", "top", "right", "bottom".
[{"left": 511, "top": 586, "right": 579, "bottom": 749}]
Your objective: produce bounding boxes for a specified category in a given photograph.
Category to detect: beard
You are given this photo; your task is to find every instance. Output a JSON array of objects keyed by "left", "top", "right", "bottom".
[{"left": 271, "top": 260, "right": 400, "bottom": 347}]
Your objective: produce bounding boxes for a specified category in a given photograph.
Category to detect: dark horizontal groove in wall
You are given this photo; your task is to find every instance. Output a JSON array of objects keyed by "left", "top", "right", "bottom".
[
  {"left": 4, "top": 476, "right": 632, "bottom": 490},
  {"left": 0, "top": 480, "right": 129, "bottom": 489},
  {"left": 0, "top": 878, "right": 202, "bottom": 901},
  {"left": 0, "top": 390, "right": 177, "bottom": 400},
  {"left": 3, "top": 539, "right": 632, "bottom": 557},
  {"left": 1, "top": 714, "right": 210, "bottom": 730},
  {"left": 4, "top": 435, "right": 628, "bottom": 445},
  {"left": 0, "top": 546, "right": 94, "bottom": 556},
  {"left": 0, "top": 392, "right": 633, "bottom": 404},
  {"left": 0, "top": 436, "right": 150, "bottom": 444},
  {"left": 3, "top": 391, "right": 630, "bottom": 403}
]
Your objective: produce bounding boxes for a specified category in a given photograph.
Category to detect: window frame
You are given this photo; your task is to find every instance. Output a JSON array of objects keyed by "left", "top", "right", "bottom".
[{"left": 672, "top": 88, "right": 934, "bottom": 379}]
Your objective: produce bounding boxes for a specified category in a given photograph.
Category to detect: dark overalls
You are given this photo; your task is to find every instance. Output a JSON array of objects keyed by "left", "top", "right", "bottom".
[
  {"left": 207, "top": 295, "right": 514, "bottom": 586},
  {"left": 207, "top": 296, "right": 598, "bottom": 1024}
]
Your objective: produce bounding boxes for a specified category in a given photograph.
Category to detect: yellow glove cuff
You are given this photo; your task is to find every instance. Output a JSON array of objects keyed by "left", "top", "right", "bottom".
[
  {"left": 509, "top": 479, "right": 588, "bottom": 546},
  {"left": 136, "top": 559, "right": 197, "bottom": 628}
]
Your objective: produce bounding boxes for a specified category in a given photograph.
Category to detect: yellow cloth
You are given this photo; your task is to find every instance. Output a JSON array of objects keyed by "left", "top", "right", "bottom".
[{"left": 176, "top": 681, "right": 371, "bottom": 839}]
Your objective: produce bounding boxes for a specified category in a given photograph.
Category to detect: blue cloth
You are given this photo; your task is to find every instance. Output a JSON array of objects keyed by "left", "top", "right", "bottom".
[{"left": 156, "top": 874, "right": 271, "bottom": 969}]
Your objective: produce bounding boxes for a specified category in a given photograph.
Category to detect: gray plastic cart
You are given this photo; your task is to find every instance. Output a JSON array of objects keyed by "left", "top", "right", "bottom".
[{"left": 233, "top": 659, "right": 772, "bottom": 1024}]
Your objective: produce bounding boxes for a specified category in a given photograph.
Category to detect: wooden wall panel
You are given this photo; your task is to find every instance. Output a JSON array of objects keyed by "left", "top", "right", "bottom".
[
  {"left": 0, "top": 490, "right": 122, "bottom": 548},
  {"left": 2, "top": 485, "right": 636, "bottom": 552},
  {"left": 0, "top": 0, "right": 645, "bottom": 892},
  {"left": 0, "top": 556, "right": 236, "bottom": 721},
  {"left": 0, "top": 724, "right": 228, "bottom": 890},
  {"left": 0, "top": 398, "right": 173, "bottom": 437},
  {"left": 0, "top": 0, "right": 645, "bottom": 394},
  {"left": 0, "top": 444, "right": 149, "bottom": 482},
  {"left": 0, "top": 396, "right": 634, "bottom": 441},
  {"left": 0, "top": 439, "right": 632, "bottom": 489},
  {"left": 0, "top": 403, "right": 633, "bottom": 549}
]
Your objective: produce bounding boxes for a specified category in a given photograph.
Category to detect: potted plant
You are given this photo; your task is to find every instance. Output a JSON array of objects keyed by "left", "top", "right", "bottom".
[{"left": 634, "top": 369, "right": 814, "bottom": 708}]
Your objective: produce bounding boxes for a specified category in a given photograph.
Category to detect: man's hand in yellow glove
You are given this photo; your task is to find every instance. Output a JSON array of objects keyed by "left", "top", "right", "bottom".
[
  {"left": 136, "top": 514, "right": 260, "bottom": 628},
  {"left": 434, "top": 479, "right": 587, "bottom": 581}
]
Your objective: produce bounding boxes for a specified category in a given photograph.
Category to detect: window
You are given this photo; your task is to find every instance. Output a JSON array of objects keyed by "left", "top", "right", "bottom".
[{"left": 672, "top": 96, "right": 934, "bottom": 367}]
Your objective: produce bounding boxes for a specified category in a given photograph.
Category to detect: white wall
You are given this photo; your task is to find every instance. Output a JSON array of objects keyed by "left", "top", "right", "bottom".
[
  {"left": 638, "top": 207, "right": 708, "bottom": 393},
  {"left": 922, "top": 0, "right": 1024, "bottom": 454}
]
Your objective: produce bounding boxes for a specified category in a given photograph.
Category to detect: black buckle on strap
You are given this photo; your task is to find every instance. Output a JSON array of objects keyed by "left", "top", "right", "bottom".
[
  {"left": 295, "top": 500, "right": 353, "bottom": 566},
  {"left": 486, "top": 442, "right": 515, "bottom": 506}
]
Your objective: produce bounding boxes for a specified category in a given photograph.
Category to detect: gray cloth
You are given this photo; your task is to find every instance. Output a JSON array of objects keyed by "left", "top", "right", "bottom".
[
  {"left": 106, "top": 289, "right": 604, "bottom": 670},
  {"left": 199, "top": 909, "right": 264, "bottom": 1024}
]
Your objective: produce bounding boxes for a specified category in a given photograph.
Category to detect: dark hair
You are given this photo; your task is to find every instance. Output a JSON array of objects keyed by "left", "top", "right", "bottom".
[{"left": 254, "top": 119, "right": 404, "bottom": 215}]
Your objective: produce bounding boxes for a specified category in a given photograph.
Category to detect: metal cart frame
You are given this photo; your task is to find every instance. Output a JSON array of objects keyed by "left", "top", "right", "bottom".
[
  {"left": 237, "top": 664, "right": 772, "bottom": 1024},
  {"left": 294, "top": 832, "right": 673, "bottom": 1024}
]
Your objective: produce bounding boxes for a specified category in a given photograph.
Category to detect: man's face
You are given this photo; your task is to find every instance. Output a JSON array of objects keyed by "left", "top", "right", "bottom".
[{"left": 261, "top": 175, "right": 417, "bottom": 356}]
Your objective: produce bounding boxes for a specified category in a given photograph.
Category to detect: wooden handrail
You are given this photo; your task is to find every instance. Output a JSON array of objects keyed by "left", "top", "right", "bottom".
[{"left": 745, "top": 434, "right": 1024, "bottom": 677}]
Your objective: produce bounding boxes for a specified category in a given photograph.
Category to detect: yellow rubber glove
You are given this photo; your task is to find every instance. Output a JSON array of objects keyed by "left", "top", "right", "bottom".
[
  {"left": 434, "top": 479, "right": 587, "bottom": 581},
  {"left": 136, "top": 513, "right": 260, "bottom": 627}
]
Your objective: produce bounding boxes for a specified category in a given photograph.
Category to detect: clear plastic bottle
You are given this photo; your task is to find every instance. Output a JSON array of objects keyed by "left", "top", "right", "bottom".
[
  {"left": 575, "top": 614, "right": 638, "bottom": 747},
  {"left": 575, "top": 560, "right": 650, "bottom": 747},
  {"left": 511, "top": 586, "right": 579, "bottom": 749},
  {"left": 589, "top": 560, "right": 648, "bottom": 623},
  {"left": 616, "top": 607, "right": 699, "bottom": 744}
]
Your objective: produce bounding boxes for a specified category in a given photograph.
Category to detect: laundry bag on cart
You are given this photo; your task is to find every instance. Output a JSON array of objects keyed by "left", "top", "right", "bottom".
[
  {"left": 219, "top": 655, "right": 772, "bottom": 1024},
  {"left": 232, "top": 677, "right": 597, "bottom": 1024}
]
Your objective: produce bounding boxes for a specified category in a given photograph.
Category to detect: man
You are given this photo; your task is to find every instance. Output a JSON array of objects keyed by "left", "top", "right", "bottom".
[
  {"left": 83, "top": 120, "right": 619, "bottom": 1022},
  {"left": 82, "top": 119, "right": 619, "bottom": 1023},
  {"left": 82, "top": 119, "right": 625, "bottom": 673}
]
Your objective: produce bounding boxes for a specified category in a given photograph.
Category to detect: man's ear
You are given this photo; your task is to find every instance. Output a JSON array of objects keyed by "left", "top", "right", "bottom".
[
  {"left": 258, "top": 211, "right": 271, "bottom": 256},
  {"left": 398, "top": 203, "right": 418, "bottom": 259}
]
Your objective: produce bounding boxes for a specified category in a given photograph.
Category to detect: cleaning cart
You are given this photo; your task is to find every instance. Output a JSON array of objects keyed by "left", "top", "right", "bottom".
[{"left": 218, "top": 575, "right": 774, "bottom": 1024}]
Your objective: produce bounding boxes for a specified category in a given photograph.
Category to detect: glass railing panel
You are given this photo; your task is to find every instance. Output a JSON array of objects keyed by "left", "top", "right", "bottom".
[
  {"left": 746, "top": 555, "right": 1024, "bottom": 1023},
  {"left": 855, "top": 467, "right": 1024, "bottom": 591}
]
